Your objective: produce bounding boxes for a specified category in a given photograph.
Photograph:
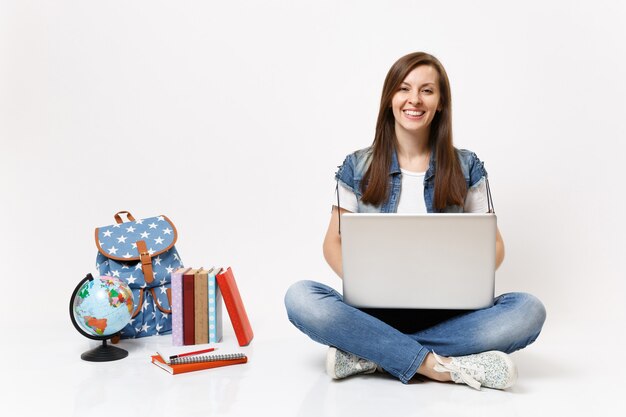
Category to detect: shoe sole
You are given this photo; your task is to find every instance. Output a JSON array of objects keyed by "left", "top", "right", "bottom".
[
  {"left": 488, "top": 351, "right": 518, "bottom": 389},
  {"left": 326, "top": 347, "right": 339, "bottom": 379}
]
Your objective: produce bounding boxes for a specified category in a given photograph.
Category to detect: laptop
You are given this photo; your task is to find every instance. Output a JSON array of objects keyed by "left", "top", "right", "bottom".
[{"left": 341, "top": 213, "right": 496, "bottom": 310}]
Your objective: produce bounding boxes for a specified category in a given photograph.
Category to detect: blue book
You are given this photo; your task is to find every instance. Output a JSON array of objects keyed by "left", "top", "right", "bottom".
[{"left": 208, "top": 267, "right": 223, "bottom": 343}]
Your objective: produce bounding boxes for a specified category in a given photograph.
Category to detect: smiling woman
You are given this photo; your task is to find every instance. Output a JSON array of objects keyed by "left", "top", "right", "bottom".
[
  {"left": 284, "top": 52, "right": 546, "bottom": 391},
  {"left": 362, "top": 53, "right": 466, "bottom": 211}
]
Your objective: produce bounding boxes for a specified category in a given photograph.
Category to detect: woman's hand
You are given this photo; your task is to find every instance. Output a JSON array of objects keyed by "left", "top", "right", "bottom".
[{"left": 496, "top": 227, "right": 505, "bottom": 270}]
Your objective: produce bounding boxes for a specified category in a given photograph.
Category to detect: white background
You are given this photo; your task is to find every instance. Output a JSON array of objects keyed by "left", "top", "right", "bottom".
[{"left": 1, "top": 1, "right": 625, "bottom": 415}]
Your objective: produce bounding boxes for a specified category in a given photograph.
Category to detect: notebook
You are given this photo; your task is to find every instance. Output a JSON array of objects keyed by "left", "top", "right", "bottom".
[{"left": 340, "top": 213, "right": 497, "bottom": 309}]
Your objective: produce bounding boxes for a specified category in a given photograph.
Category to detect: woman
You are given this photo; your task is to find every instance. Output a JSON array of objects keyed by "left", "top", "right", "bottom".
[{"left": 284, "top": 52, "right": 546, "bottom": 390}]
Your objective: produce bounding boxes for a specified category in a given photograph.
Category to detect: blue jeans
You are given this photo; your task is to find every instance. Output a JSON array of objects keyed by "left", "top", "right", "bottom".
[{"left": 284, "top": 280, "right": 546, "bottom": 384}]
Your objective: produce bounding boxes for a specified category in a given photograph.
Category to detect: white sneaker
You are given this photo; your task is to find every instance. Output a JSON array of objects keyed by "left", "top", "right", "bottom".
[
  {"left": 433, "top": 351, "right": 518, "bottom": 390},
  {"left": 326, "top": 347, "right": 377, "bottom": 379}
]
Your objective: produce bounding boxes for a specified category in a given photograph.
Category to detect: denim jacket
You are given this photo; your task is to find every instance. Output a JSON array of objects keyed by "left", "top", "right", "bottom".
[{"left": 335, "top": 146, "right": 488, "bottom": 213}]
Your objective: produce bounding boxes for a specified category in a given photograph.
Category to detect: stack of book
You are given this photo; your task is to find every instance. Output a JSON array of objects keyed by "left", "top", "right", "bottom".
[
  {"left": 151, "top": 350, "right": 248, "bottom": 375},
  {"left": 171, "top": 266, "right": 253, "bottom": 347}
]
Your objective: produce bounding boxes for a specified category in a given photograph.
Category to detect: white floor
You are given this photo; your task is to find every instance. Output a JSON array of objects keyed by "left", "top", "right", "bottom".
[{"left": 3, "top": 315, "right": 624, "bottom": 417}]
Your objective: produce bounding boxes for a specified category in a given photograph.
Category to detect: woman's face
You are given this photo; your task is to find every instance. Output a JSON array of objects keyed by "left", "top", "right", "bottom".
[{"left": 391, "top": 65, "right": 441, "bottom": 138}]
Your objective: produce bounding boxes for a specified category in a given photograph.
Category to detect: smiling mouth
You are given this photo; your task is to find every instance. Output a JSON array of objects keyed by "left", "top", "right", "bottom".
[{"left": 403, "top": 110, "right": 425, "bottom": 117}]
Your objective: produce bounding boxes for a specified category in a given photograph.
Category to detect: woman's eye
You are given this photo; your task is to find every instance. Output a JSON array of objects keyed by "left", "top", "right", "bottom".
[
  {"left": 400, "top": 87, "right": 410, "bottom": 91},
  {"left": 422, "top": 89, "right": 433, "bottom": 94}
]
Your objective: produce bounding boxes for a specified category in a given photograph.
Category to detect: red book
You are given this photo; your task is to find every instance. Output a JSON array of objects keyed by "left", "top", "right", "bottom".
[
  {"left": 151, "top": 353, "right": 247, "bottom": 375},
  {"left": 216, "top": 267, "right": 253, "bottom": 346},
  {"left": 182, "top": 268, "right": 199, "bottom": 345}
]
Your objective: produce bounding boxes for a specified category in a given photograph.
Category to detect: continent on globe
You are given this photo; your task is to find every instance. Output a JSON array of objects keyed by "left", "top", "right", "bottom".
[
  {"left": 79, "top": 285, "right": 90, "bottom": 299},
  {"left": 103, "top": 278, "right": 133, "bottom": 313},
  {"left": 84, "top": 316, "right": 108, "bottom": 335}
]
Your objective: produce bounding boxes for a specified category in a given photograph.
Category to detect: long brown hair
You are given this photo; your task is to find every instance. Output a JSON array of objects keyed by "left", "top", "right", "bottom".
[{"left": 361, "top": 52, "right": 466, "bottom": 210}]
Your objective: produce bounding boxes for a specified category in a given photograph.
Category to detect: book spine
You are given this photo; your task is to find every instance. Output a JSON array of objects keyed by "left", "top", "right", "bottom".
[
  {"left": 216, "top": 281, "right": 223, "bottom": 342},
  {"left": 208, "top": 271, "right": 222, "bottom": 343},
  {"left": 171, "top": 270, "right": 184, "bottom": 346},
  {"left": 194, "top": 270, "right": 209, "bottom": 345},
  {"left": 216, "top": 267, "right": 253, "bottom": 346},
  {"left": 182, "top": 273, "right": 195, "bottom": 345}
]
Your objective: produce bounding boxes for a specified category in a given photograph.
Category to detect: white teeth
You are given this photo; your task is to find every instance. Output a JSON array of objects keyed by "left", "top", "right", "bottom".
[{"left": 404, "top": 110, "right": 425, "bottom": 116}]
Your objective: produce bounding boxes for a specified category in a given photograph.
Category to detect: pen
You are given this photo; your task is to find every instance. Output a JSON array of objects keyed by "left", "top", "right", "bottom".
[{"left": 169, "top": 347, "right": 216, "bottom": 360}]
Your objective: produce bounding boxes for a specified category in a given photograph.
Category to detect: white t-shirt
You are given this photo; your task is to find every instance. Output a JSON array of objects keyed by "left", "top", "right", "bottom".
[{"left": 334, "top": 169, "right": 489, "bottom": 213}]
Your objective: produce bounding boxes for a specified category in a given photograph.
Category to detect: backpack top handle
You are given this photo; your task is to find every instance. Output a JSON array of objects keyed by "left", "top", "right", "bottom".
[{"left": 114, "top": 211, "right": 136, "bottom": 224}]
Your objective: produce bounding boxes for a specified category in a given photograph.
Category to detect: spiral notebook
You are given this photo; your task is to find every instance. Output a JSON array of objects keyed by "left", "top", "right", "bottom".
[{"left": 151, "top": 352, "right": 248, "bottom": 375}]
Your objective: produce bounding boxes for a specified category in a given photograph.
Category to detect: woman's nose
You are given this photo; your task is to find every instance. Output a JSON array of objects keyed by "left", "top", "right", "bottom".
[{"left": 408, "top": 92, "right": 422, "bottom": 105}]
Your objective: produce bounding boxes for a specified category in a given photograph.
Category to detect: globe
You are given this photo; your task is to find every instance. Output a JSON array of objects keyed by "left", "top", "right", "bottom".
[{"left": 72, "top": 275, "right": 133, "bottom": 338}]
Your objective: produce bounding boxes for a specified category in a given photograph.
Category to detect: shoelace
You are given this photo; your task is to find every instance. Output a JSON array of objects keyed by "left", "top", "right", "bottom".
[{"left": 432, "top": 352, "right": 484, "bottom": 390}]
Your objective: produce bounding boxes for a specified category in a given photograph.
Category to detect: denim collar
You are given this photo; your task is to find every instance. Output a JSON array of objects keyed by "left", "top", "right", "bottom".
[{"left": 390, "top": 148, "right": 436, "bottom": 181}]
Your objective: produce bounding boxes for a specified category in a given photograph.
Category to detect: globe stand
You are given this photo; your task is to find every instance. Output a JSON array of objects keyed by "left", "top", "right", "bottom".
[
  {"left": 70, "top": 273, "right": 130, "bottom": 362},
  {"left": 81, "top": 339, "right": 128, "bottom": 362}
]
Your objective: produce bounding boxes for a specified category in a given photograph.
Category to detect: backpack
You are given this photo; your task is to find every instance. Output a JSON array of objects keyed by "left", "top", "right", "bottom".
[{"left": 95, "top": 211, "right": 183, "bottom": 339}]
